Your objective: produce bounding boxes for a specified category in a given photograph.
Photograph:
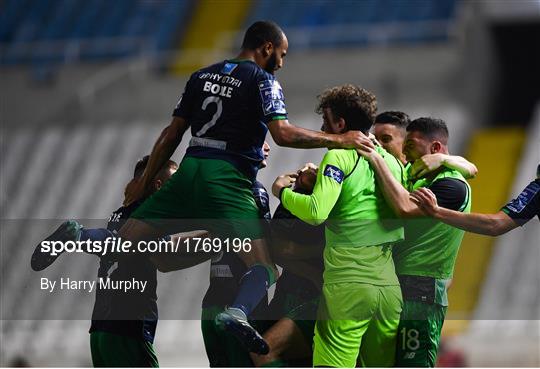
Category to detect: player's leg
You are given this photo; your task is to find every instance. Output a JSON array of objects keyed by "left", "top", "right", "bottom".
[
  {"left": 227, "top": 238, "right": 278, "bottom": 316},
  {"left": 250, "top": 317, "right": 312, "bottom": 367},
  {"left": 116, "top": 218, "right": 166, "bottom": 252},
  {"left": 250, "top": 269, "right": 319, "bottom": 366},
  {"left": 209, "top": 201, "right": 278, "bottom": 346},
  {"left": 357, "top": 285, "right": 402, "bottom": 367},
  {"left": 194, "top": 159, "right": 277, "bottom": 354},
  {"left": 214, "top": 240, "right": 278, "bottom": 354},
  {"left": 313, "top": 283, "right": 376, "bottom": 367},
  {"left": 313, "top": 318, "right": 368, "bottom": 368},
  {"left": 90, "top": 331, "right": 105, "bottom": 367},
  {"left": 202, "top": 306, "right": 254, "bottom": 367},
  {"left": 394, "top": 300, "right": 447, "bottom": 367},
  {"left": 120, "top": 157, "right": 204, "bottom": 266},
  {"left": 90, "top": 331, "right": 159, "bottom": 367}
]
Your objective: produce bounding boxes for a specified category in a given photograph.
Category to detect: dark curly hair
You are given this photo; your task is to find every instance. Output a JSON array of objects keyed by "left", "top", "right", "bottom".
[{"left": 316, "top": 84, "right": 377, "bottom": 133}]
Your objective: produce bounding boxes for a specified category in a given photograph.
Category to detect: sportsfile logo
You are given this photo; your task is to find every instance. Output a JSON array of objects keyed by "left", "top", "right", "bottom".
[{"left": 323, "top": 164, "right": 344, "bottom": 184}]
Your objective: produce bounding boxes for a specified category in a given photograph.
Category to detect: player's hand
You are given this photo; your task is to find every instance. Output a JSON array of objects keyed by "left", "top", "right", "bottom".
[
  {"left": 339, "top": 130, "right": 379, "bottom": 161},
  {"left": 123, "top": 177, "right": 149, "bottom": 206},
  {"left": 298, "top": 162, "right": 318, "bottom": 173},
  {"left": 339, "top": 130, "right": 375, "bottom": 151},
  {"left": 410, "top": 153, "right": 445, "bottom": 179},
  {"left": 410, "top": 187, "right": 439, "bottom": 217},
  {"left": 272, "top": 173, "right": 298, "bottom": 198},
  {"left": 354, "top": 139, "right": 380, "bottom": 162},
  {"left": 368, "top": 132, "right": 382, "bottom": 147}
]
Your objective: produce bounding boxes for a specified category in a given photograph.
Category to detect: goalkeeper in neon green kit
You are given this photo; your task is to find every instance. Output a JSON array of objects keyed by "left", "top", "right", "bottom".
[{"left": 272, "top": 84, "right": 405, "bottom": 367}]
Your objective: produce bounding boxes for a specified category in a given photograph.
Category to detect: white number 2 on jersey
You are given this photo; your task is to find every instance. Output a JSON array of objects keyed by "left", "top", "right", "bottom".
[{"left": 196, "top": 96, "right": 223, "bottom": 137}]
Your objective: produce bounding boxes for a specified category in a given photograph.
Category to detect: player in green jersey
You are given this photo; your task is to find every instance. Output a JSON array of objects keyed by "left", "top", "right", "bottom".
[
  {"left": 373, "top": 111, "right": 478, "bottom": 178},
  {"left": 272, "top": 84, "right": 405, "bottom": 367},
  {"left": 358, "top": 117, "right": 472, "bottom": 367}
]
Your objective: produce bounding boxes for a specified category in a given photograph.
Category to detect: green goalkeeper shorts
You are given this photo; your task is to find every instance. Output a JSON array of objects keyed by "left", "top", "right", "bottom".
[
  {"left": 394, "top": 300, "right": 447, "bottom": 367},
  {"left": 131, "top": 157, "right": 263, "bottom": 239},
  {"left": 90, "top": 331, "right": 158, "bottom": 367},
  {"left": 313, "top": 283, "right": 402, "bottom": 368}
]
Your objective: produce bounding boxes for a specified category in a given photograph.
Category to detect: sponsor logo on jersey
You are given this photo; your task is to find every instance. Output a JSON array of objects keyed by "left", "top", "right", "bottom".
[
  {"left": 259, "top": 79, "right": 286, "bottom": 115},
  {"left": 221, "top": 62, "right": 238, "bottom": 75},
  {"left": 505, "top": 181, "right": 540, "bottom": 213},
  {"left": 210, "top": 264, "right": 233, "bottom": 278},
  {"left": 323, "top": 164, "right": 344, "bottom": 184}
]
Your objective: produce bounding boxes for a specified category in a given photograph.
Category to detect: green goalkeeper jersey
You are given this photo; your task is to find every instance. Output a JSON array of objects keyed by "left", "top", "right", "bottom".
[{"left": 281, "top": 146, "right": 405, "bottom": 285}]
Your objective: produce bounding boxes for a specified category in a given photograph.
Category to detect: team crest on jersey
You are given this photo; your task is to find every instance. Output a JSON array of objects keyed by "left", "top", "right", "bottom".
[
  {"left": 323, "top": 164, "right": 344, "bottom": 184},
  {"left": 221, "top": 63, "right": 238, "bottom": 75}
]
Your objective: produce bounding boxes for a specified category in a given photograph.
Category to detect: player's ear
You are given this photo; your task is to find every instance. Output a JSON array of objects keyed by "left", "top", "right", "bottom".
[
  {"left": 337, "top": 118, "right": 347, "bottom": 134},
  {"left": 154, "top": 179, "right": 163, "bottom": 191},
  {"left": 262, "top": 41, "right": 273, "bottom": 58},
  {"left": 431, "top": 141, "right": 442, "bottom": 153}
]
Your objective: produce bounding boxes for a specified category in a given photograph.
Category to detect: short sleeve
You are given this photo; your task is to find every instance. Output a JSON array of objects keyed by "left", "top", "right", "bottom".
[
  {"left": 256, "top": 76, "right": 287, "bottom": 123},
  {"left": 172, "top": 72, "right": 197, "bottom": 119},
  {"left": 429, "top": 178, "right": 468, "bottom": 211},
  {"left": 501, "top": 179, "right": 540, "bottom": 225}
]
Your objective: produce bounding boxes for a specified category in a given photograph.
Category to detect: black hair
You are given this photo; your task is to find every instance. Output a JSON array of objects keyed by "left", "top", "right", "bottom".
[
  {"left": 133, "top": 155, "right": 150, "bottom": 178},
  {"left": 407, "top": 117, "right": 449, "bottom": 143},
  {"left": 133, "top": 156, "right": 178, "bottom": 179},
  {"left": 375, "top": 111, "right": 410, "bottom": 128},
  {"left": 241, "top": 21, "right": 285, "bottom": 50}
]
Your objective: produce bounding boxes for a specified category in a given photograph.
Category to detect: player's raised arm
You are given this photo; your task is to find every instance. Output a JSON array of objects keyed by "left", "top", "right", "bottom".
[
  {"left": 268, "top": 119, "right": 372, "bottom": 149},
  {"left": 361, "top": 148, "right": 423, "bottom": 218},
  {"left": 410, "top": 153, "right": 478, "bottom": 179},
  {"left": 273, "top": 150, "right": 350, "bottom": 225},
  {"left": 124, "top": 116, "right": 189, "bottom": 205}
]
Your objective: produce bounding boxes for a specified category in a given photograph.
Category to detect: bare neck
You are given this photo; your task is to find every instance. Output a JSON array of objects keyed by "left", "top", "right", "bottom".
[{"left": 233, "top": 49, "right": 257, "bottom": 63}]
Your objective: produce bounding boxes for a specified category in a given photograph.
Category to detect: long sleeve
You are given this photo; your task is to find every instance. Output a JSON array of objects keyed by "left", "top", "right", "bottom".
[{"left": 282, "top": 150, "right": 352, "bottom": 226}]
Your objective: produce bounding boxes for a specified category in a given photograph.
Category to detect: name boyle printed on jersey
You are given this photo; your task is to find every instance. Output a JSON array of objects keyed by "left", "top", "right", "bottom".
[
  {"left": 259, "top": 79, "right": 286, "bottom": 116},
  {"left": 324, "top": 164, "right": 344, "bottom": 184}
]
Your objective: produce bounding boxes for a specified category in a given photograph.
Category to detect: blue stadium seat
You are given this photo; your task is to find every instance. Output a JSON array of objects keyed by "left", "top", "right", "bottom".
[
  {"left": 2, "top": 0, "right": 457, "bottom": 64},
  {"left": 2, "top": 0, "right": 190, "bottom": 65},
  {"left": 245, "top": 0, "right": 458, "bottom": 49}
]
